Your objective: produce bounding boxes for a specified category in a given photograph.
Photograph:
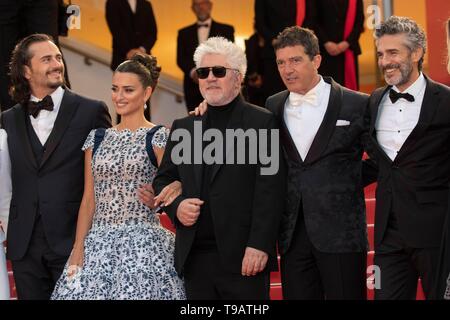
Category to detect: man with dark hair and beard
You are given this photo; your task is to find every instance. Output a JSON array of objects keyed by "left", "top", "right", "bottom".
[
  {"left": 365, "top": 16, "right": 450, "bottom": 300},
  {"left": 1, "top": 34, "right": 111, "bottom": 299}
]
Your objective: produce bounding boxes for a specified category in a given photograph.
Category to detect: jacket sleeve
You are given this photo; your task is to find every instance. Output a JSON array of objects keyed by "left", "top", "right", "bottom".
[
  {"left": 152, "top": 120, "right": 186, "bottom": 225},
  {"left": 255, "top": 0, "right": 278, "bottom": 43},
  {"left": 347, "top": 0, "right": 365, "bottom": 52},
  {"left": 177, "top": 29, "right": 195, "bottom": 75},
  {"left": 93, "top": 101, "right": 112, "bottom": 129},
  {"left": 247, "top": 115, "right": 286, "bottom": 255},
  {"left": 141, "top": 0, "right": 157, "bottom": 52}
]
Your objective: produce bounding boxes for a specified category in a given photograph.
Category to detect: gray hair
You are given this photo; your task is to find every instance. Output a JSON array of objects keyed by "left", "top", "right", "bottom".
[
  {"left": 193, "top": 37, "right": 247, "bottom": 78},
  {"left": 375, "top": 16, "right": 427, "bottom": 71}
]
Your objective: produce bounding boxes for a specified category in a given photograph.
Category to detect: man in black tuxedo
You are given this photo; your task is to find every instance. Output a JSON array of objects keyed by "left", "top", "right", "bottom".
[
  {"left": 365, "top": 16, "right": 450, "bottom": 300},
  {"left": 1, "top": 34, "right": 111, "bottom": 299},
  {"left": 255, "top": 0, "right": 318, "bottom": 101},
  {"left": 177, "top": 0, "right": 234, "bottom": 113},
  {"left": 105, "top": 0, "right": 157, "bottom": 71},
  {"left": 316, "top": 0, "right": 365, "bottom": 90},
  {"left": 154, "top": 37, "right": 285, "bottom": 299},
  {"left": 0, "top": 0, "right": 60, "bottom": 111},
  {"left": 267, "top": 26, "right": 368, "bottom": 299}
]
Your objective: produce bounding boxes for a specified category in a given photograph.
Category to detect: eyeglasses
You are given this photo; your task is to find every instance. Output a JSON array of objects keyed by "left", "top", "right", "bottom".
[{"left": 196, "top": 66, "right": 239, "bottom": 79}]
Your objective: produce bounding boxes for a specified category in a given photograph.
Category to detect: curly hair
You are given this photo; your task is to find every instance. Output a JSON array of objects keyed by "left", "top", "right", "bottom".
[{"left": 9, "top": 34, "right": 56, "bottom": 105}]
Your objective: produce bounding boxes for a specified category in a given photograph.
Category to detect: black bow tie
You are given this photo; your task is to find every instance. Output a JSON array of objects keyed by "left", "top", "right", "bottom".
[
  {"left": 28, "top": 95, "right": 54, "bottom": 118},
  {"left": 389, "top": 89, "right": 415, "bottom": 104},
  {"left": 197, "top": 23, "right": 209, "bottom": 28}
]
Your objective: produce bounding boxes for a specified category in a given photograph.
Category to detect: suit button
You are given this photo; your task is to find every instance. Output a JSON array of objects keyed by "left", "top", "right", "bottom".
[{"left": 392, "top": 165, "right": 399, "bottom": 169}]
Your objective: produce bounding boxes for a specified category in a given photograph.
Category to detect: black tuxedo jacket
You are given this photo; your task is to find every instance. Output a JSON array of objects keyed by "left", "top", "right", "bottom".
[
  {"left": 266, "top": 77, "right": 369, "bottom": 254},
  {"left": 365, "top": 76, "right": 450, "bottom": 249},
  {"left": 153, "top": 96, "right": 286, "bottom": 275},
  {"left": 106, "top": 0, "right": 157, "bottom": 70},
  {"left": 255, "top": 0, "right": 318, "bottom": 59},
  {"left": 177, "top": 20, "right": 234, "bottom": 110},
  {"left": 1, "top": 89, "right": 111, "bottom": 260}
]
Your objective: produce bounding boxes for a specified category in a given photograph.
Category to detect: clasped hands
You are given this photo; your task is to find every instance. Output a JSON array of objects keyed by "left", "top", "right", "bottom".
[{"left": 324, "top": 41, "right": 350, "bottom": 56}]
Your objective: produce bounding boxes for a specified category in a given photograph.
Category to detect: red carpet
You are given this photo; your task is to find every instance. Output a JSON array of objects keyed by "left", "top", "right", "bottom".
[{"left": 6, "top": 193, "right": 425, "bottom": 300}]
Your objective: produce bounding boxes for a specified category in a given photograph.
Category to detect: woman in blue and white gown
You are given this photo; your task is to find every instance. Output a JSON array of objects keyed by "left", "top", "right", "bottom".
[
  {"left": 51, "top": 54, "right": 185, "bottom": 300},
  {"left": 0, "top": 128, "right": 12, "bottom": 300}
]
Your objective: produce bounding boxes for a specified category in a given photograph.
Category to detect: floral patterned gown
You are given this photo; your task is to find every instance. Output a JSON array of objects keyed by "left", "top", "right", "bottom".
[{"left": 51, "top": 127, "right": 185, "bottom": 300}]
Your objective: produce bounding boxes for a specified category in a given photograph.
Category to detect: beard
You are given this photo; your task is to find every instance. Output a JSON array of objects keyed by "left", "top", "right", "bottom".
[
  {"left": 382, "top": 60, "right": 414, "bottom": 87},
  {"left": 46, "top": 67, "right": 65, "bottom": 88}
]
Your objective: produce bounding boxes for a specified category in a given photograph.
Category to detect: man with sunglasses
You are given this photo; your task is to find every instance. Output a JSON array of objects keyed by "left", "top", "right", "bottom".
[
  {"left": 154, "top": 37, "right": 286, "bottom": 299},
  {"left": 177, "top": 0, "right": 234, "bottom": 113},
  {"left": 191, "top": 27, "right": 370, "bottom": 299}
]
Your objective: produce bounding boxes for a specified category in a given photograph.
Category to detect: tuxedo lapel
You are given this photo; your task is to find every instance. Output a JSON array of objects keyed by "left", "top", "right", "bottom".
[
  {"left": 40, "top": 89, "right": 80, "bottom": 168},
  {"left": 369, "top": 86, "right": 393, "bottom": 163},
  {"left": 304, "top": 78, "right": 342, "bottom": 164},
  {"left": 14, "top": 106, "right": 38, "bottom": 169},
  {"left": 188, "top": 23, "right": 199, "bottom": 51},
  {"left": 276, "top": 91, "right": 303, "bottom": 163},
  {"left": 369, "top": 86, "right": 389, "bottom": 135},
  {"left": 124, "top": 0, "right": 133, "bottom": 15},
  {"left": 394, "top": 77, "right": 440, "bottom": 163},
  {"left": 209, "top": 20, "right": 219, "bottom": 37}
]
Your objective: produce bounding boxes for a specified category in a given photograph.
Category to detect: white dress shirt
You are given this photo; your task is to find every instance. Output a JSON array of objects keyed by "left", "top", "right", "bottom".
[
  {"left": 0, "top": 129, "right": 11, "bottom": 300},
  {"left": 127, "top": 0, "right": 137, "bottom": 13},
  {"left": 29, "top": 86, "right": 64, "bottom": 146},
  {"left": 197, "top": 18, "right": 212, "bottom": 45},
  {"left": 375, "top": 73, "right": 426, "bottom": 161},
  {"left": 284, "top": 77, "right": 331, "bottom": 160}
]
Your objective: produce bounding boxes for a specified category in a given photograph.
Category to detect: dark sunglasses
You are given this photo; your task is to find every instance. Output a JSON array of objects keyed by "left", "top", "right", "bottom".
[{"left": 196, "top": 66, "right": 239, "bottom": 79}]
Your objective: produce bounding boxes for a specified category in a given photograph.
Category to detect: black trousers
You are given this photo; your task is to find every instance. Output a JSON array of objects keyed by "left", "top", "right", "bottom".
[
  {"left": 280, "top": 217, "right": 367, "bottom": 300},
  {"left": 374, "top": 219, "right": 439, "bottom": 300},
  {"left": 11, "top": 216, "right": 68, "bottom": 300},
  {"left": 183, "top": 250, "right": 270, "bottom": 300}
]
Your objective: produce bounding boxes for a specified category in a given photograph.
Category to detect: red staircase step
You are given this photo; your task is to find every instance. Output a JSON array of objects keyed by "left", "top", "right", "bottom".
[
  {"left": 270, "top": 284, "right": 283, "bottom": 300},
  {"left": 158, "top": 213, "right": 175, "bottom": 233},
  {"left": 364, "top": 183, "right": 376, "bottom": 199},
  {"left": 8, "top": 271, "right": 16, "bottom": 299},
  {"left": 270, "top": 271, "right": 281, "bottom": 284},
  {"left": 365, "top": 198, "right": 375, "bottom": 225},
  {"left": 367, "top": 224, "right": 374, "bottom": 251}
]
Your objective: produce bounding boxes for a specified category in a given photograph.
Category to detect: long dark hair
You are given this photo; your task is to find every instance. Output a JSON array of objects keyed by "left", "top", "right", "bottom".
[
  {"left": 9, "top": 34, "right": 57, "bottom": 105},
  {"left": 115, "top": 54, "right": 161, "bottom": 109}
]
